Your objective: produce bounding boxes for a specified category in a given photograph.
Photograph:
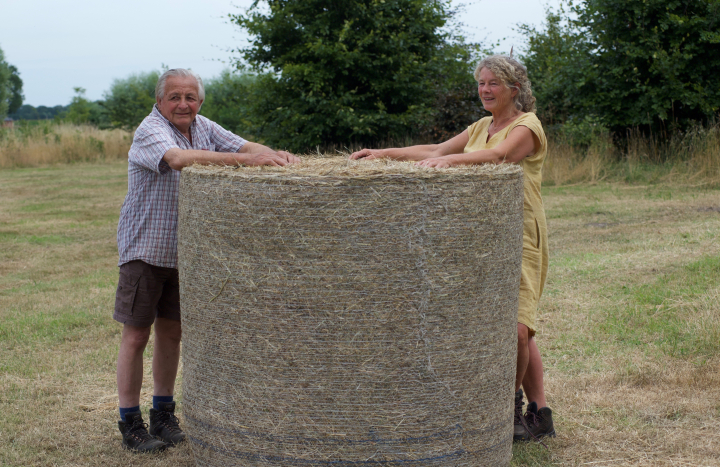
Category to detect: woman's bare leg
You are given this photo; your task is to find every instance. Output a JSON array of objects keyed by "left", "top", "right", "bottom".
[
  {"left": 522, "top": 337, "right": 547, "bottom": 407},
  {"left": 516, "top": 323, "right": 530, "bottom": 391}
]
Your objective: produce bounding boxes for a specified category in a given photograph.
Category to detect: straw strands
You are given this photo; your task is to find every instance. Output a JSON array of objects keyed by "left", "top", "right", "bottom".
[{"left": 177, "top": 157, "right": 525, "bottom": 466}]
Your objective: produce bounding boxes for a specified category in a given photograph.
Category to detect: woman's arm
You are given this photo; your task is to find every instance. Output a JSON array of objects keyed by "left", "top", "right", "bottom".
[
  {"left": 417, "top": 126, "right": 539, "bottom": 168},
  {"left": 349, "top": 130, "right": 470, "bottom": 162}
]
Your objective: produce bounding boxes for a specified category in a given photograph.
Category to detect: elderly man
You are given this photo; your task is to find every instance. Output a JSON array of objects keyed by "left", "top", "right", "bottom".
[{"left": 114, "top": 68, "right": 299, "bottom": 452}]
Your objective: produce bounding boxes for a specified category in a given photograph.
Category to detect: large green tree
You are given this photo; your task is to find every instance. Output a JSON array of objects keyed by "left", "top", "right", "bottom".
[
  {"left": 6, "top": 65, "right": 23, "bottom": 115},
  {"left": 521, "top": 0, "right": 720, "bottom": 133},
  {"left": 517, "top": 5, "right": 593, "bottom": 126},
  {"left": 0, "top": 46, "right": 24, "bottom": 119},
  {"left": 200, "top": 70, "right": 258, "bottom": 136},
  {"left": 230, "top": 0, "right": 480, "bottom": 151}
]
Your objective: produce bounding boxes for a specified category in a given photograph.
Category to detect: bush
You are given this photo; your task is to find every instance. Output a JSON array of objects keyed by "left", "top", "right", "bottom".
[
  {"left": 556, "top": 115, "right": 611, "bottom": 149},
  {"left": 420, "top": 81, "right": 488, "bottom": 143},
  {"left": 103, "top": 71, "right": 159, "bottom": 129}
]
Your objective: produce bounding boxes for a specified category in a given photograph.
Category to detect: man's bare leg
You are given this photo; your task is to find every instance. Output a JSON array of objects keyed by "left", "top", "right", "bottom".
[
  {"left": 116, "top": 322, "right": 169, "bottom": 452},
  {"left": 117, "top": 324, "right": 152, "bottom": 408},
  {"left": 148, "top": 317, "right": 186, "bottom": 446},
  {"left": 152, "top": 317, "right": 182, "bottom": 397}
]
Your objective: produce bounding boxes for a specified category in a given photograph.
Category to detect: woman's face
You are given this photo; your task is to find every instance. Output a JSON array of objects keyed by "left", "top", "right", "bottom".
[{"left": 477, "top": 67, "right": 517, "bottom": 114}]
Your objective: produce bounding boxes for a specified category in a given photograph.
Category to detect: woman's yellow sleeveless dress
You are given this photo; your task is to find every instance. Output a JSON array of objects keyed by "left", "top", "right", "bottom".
[{"left": 464, "top": 113, "right": 549, "bottom": 336}]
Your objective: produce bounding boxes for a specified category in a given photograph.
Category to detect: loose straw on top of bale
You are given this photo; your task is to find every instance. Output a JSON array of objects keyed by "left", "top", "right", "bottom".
[
  {"left": 186, "top": 156, "right": 523, "bottom": 179},
  {"left": 178, "top": 157, "right": 525, "bottom": 466}
]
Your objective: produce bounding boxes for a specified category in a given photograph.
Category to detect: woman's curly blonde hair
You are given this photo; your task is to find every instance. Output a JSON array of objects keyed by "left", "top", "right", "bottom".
[{"left": 474, "top": 55, "right": 536, "bottom": 113}]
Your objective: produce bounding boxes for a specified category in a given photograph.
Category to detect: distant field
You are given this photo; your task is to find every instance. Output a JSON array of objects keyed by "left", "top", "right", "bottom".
[
  {"left": 0, "top": 122, "right": 132, "bottom": 169},
  {"left": 0, "top": 161, "right": 718, "bottom": 466}
]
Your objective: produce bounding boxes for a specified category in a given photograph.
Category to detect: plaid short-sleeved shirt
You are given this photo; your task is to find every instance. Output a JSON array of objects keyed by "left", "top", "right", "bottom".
[{"left": 117, "top": 105, "right": 247, "bottom": 268}]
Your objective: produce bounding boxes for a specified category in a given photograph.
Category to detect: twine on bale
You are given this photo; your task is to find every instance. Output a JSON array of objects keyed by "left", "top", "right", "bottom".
[{"left": 178, "top": 157, "right": 525, "bottom": 467}]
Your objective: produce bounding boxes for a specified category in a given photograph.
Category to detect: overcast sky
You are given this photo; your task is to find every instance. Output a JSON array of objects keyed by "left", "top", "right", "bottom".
[{"left": 0, "top": 0, "right": 560, "bottom": 107}]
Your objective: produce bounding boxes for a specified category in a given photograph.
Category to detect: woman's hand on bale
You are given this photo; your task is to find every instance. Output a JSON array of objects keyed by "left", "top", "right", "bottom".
[
  {"left": 349, "top": 149, "right": 385, "bottom": 160},
  {"left": 242, "top": 151, "right": 301, "bottom": 166},
  {"left": 416, "top": 157, "right": 454, "bottom": 169}
]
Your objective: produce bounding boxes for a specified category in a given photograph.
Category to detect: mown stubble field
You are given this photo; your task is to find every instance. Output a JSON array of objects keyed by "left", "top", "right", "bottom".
[{"left": 0, "top": 161, "right": 718, "bottom": 466}]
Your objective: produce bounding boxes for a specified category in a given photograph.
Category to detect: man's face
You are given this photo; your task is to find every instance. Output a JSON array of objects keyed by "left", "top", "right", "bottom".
[{"left": 156, "top": 76, "right": 203, "bottom": 133}]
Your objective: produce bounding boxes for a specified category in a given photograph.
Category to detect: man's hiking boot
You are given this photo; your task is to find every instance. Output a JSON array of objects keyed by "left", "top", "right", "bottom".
[
  {"left": 149, "top": 401, "right": 186, "bottom": 445},
  {"left": 512, "top": 389, "right": 527, "bottom": 441},
  {"left": 516, "top": 401, "right": 556, "bottom": 442},
  {"left": 118, "top": 411, "right": 168, "bottom": 453}
]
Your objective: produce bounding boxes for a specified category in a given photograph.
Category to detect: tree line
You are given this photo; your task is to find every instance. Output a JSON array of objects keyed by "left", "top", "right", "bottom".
[
  {"left": 4, "top": 0, "right": 719, "bottom": 153},
  {"left": 520, "top": 0, "right": 720, "bottom": 141}
]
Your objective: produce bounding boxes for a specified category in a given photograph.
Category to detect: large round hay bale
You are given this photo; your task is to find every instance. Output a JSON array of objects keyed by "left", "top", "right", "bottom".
[{"left": 178, "top": 158, "right": 524, "bottom": 467}]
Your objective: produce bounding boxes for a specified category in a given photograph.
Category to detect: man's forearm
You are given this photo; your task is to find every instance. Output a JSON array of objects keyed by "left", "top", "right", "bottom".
[
  {"left": 163, "top": 146, "right": 300, "bottom": 171},
  {"left": 163, "top": 148, "right": 250, "bottom": 171},
  {"left": 238, "top": 141, "right": 276, "bottom": 154}
]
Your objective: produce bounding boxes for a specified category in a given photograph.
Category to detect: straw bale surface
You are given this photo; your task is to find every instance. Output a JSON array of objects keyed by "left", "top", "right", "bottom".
[{"left": 178, "top": 158, "right": 525, "bottom": 466}]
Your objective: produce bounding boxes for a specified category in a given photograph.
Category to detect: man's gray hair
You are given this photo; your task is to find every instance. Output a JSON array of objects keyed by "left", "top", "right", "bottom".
[{"left": 155, "top": 68, "right": 205, "bottom": 101}]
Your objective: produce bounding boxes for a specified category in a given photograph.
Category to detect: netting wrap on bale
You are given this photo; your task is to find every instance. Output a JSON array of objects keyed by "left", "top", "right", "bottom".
[{"left": 178, "top": 158, "right": 524, "bottom": 467}]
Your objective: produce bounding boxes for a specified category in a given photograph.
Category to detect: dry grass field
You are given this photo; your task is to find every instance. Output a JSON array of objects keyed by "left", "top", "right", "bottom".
[
  {"left": 0, "top": 122, "right": 132, "bottom": 168},
  {"left": 0, "top": 161, "right": 719, "bottom": 466}
]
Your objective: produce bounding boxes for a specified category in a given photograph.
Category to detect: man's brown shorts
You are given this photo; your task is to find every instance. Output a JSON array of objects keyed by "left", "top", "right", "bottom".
[{"left": 113, "top": 260, "right": 181, "bottom": 328}]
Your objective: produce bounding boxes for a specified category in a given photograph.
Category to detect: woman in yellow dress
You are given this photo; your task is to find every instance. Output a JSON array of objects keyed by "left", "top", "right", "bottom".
[{"left": 350, "top": 54, "right": 554, "bottom": 441}]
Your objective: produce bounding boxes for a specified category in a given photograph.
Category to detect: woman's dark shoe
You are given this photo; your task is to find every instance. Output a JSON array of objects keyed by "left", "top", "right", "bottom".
[
  {"left": 513, "top": 389, "right": 527, "bottom": 441},
  {"left": 118, "top": 412, "right": 168, "bottom": 452},
  {"left": 149, "top": 401, "right": 186, "bottom": 445},
  {"left": 516, "top": 401, "right": 556, "bottom": 441}
]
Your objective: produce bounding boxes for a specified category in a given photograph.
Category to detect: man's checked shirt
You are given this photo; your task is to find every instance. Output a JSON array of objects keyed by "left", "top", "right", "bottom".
[{"left": 117, "top": 105, "right": 247, "bottom": 268}]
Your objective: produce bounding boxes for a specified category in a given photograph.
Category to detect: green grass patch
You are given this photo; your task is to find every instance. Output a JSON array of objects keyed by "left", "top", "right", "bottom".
[
  {"left": 0, "top": 232, "right": 76, "bottom": 245},
  {"left": 0, "top": 308, "right": 98, "bottom": 344},
  {"left": 601, "top": 255, "right": 720, "bottom": 358},
  {"left": 512, "top": 442, "right": 555, "bottom": 466}
]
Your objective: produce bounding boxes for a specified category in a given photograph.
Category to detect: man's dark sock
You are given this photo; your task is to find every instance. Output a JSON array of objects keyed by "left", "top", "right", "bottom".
[
  {"left": 153, "top": 395, "right": 173, "bottom": 411},
  {"left": 119, "top": 405, "right": 140, "bottom": 422}
]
